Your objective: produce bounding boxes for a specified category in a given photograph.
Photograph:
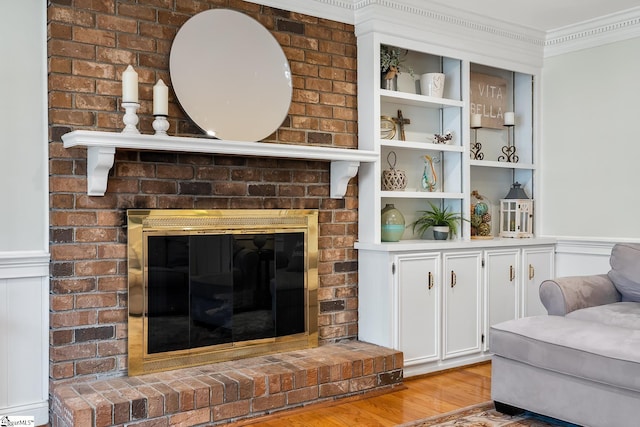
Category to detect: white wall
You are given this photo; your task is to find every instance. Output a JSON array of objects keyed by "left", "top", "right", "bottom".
[
  {"left": 541, "top": 37, "right": 640, "bottom": 240},
  {"left": 0, "top": 1, "right": 49, "bottom": 424},
  {"left": 0, "top": 2, "right": 48, "bottom": 252}
]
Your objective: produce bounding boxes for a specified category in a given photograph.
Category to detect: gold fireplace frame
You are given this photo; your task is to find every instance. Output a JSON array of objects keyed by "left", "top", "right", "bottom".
[{"left": 127, "top": 209, "right": 318, "bottom": 376}]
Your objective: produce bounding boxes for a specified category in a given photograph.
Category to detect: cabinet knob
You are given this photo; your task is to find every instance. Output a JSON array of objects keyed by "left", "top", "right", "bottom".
[
  {"left": 450, "top": 270, "right": 456, "bottom": 288},
  {"left": 509, "top": 265, "right": 515, "bottom": 282},
  {"left": 428, "top": 271, "right": 434, "bottom": 290},
  {"left": 529, "top": 264, "right": 535, "bottom": 280}
]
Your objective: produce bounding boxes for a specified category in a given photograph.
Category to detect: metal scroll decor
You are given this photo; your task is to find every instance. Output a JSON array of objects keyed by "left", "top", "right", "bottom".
[{"left": 498, "top": 123, "right": 518, "bottom": 163}]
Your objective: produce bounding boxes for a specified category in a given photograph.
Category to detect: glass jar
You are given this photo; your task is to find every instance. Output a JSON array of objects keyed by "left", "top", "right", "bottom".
[{"left": 470, "top": 190, "right": 493, "bottom": 239}]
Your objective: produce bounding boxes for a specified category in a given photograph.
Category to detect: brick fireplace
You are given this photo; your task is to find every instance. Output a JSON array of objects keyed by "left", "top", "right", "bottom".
[
  {"left": 126, "top": 209, "right": 319, "bottom": 375},
  {"left": 48, "top": 1, "right": 402, "bottom": 425}
]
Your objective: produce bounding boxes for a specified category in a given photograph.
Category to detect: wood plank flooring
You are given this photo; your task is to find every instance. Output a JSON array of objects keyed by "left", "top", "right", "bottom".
[{"left": 235, "top": 362, "right": 492, "bottom": 426}]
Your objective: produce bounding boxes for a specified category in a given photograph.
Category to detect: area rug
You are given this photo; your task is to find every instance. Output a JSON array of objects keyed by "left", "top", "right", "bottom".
[{"left": 398, "top": 401, "right": 580, "bottom": 427}]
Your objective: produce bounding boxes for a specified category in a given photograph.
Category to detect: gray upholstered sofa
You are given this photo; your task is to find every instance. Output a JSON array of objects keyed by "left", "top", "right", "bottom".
[{"left": 490, "top": 243, "right": 640, "bottom": 427}]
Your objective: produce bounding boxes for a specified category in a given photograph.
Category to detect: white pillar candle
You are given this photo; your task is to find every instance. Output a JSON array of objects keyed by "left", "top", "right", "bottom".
[
  {"left": 471, "top": 113, "right": 482, "bottom": 128},
  {"left": 153, "top": 79, "right": 169, "bottom": 116},
  {"left": 122, "top": 65, "right": 138, "bottom": 103},
  {"left": 504, "top": 111, "right": 515, "bottom": 126}
]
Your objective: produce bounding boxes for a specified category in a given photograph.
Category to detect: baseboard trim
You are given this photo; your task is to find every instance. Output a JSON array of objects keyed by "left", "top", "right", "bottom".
[{"left": 0, "top": 400, "right": 49, "bottom": 426}]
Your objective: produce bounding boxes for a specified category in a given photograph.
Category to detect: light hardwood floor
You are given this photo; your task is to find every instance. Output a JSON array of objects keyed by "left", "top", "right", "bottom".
[{"left": 235, "top": 362, "right": 492, "bottom": 426}]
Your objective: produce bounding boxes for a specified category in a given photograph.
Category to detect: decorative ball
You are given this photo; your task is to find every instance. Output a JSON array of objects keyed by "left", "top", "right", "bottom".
[
  {"left": 482, "top": 213, "right": 492, "bottom": 223},
  {"left": 474, "top": 202, "right": 488, "bottom": 216},
  {"left": 478, "top": 223, "right": 491, "bottom": 236},
  {"left": 471, "top": 214, "right": 482, "bottom": 227}
]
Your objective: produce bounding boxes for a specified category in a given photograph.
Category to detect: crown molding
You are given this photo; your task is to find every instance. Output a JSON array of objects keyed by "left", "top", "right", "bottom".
[
  {"left": 544, "top": 7, "right": 640, "bottom": 57},
  {"left": 249, "top": 0, "right": 546, "bottom": 69},
  {"left": 354, "top": 0, "right": 544, "bottom": 46},
  {"left": 249, "top": 0, "right": 640, "bottom": 60},
  {"left": 353, "top": 0, "right": 545, "bottom": 70},
  {"left": 248, "top": 0, "right": 546, "bottom": 46},
  {"left": 245, "top": 0, "right": 355, "bottom": 24}
]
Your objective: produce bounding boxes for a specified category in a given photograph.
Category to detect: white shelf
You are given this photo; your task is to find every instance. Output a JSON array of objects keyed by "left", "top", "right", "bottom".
[
  {"left": 470, "top": 160, "right": 535, "bottom": 170},
  {"left": 380, "top": 89, "right": 464, "bottom": 109},
  {"left": 355, "top": 237, "right": 557, "bottom": 252},
  {"left": 381, "top": 191, "right": 464, "bottom": 199},
  {"left": 62, "top": 130, "right": 378, "bottom": 198},
  {"left": 381, "top": 139, "right": 464, "bottom": 152}
]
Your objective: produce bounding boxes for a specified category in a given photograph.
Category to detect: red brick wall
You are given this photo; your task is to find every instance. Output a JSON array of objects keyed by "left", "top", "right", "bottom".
[{"left": 48, "top": 0, "right": 358, "bottom": 384}]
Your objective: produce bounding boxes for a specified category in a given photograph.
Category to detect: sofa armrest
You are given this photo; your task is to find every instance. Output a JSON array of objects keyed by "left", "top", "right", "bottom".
[{"left": 539, "top": 274, "right": 621, "bottom": 316}]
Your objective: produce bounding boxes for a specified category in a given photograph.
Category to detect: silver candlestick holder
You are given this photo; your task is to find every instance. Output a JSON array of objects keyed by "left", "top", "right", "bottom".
[
  {"left": 121, "top": 102, "right": 140, "bottom": 134},
  {"left": 152, "top": 115, "right": 170, "bottom": 136}
]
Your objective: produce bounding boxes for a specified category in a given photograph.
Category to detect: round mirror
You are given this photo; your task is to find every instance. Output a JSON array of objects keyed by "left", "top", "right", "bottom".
[{"left": 170, "top": 9, "right": 292, "bottom": 141}]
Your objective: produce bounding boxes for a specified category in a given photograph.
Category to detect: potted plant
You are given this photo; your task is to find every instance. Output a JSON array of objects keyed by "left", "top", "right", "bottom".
[
  {"left": 410, "top": 202, "right": 466, "bottom": 240},
  {"left": 380, "top": 45, "right": 413, "bottom": 89}
]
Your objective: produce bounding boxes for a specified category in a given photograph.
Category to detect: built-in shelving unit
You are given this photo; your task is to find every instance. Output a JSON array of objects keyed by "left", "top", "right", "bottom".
[
  {"left": 62, "top": 130, "right": 378, "bottom": 198},
  {"left": 355, "top": 31, "right": 553, "bottom": 378},
  {"left": 356, "top": 33, "right": 539, "bottom": 244},
  {"left": 468, "top": 63, "right": 536, "bottom": 228},
  {"left": 357, "top": 33, "right": 467, "bottom": 244}
]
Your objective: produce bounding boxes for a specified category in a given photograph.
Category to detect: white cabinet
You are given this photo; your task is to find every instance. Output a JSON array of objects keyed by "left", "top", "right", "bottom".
[
  {"left": 358, "top": 247, "right": 485, "bottom": 377},
  {"left": 483, "top": 248, "right": 519, "bottom": 351},
  {"left": 442, "top": 250, "right": 482, "bottom": 360},
  {"left": 355, "top": 29, "right": 550, "bottom": 377},
  {"left": 357, "top": 241, "right": 555, "bottom": 377},
  {"left": 396, "top": 253, "right": 440, "bottom": 366},
  {"left": 521, "top": 246, "right": 555, "bottom": 317},
  {"left": 482, "top": 245, "right": 555, "bottom": 351}
]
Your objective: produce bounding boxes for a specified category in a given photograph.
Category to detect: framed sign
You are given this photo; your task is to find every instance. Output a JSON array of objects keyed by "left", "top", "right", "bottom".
[{"left": 470, "top": 73, "right": 508, "bottom": 129}]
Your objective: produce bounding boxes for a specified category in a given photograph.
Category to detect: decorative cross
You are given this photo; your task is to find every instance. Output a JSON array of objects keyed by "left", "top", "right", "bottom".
[{"left": 393, "top": 110, "right": 410, "bottom": 141}]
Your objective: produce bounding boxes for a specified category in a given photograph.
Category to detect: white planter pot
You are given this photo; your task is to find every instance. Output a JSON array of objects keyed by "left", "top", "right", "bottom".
[
  {"left": 432, "top": 225, "right": 450, "bottom": 240},
  {"left": 420, "top": 73, "right": 445, "bottom": 98}
]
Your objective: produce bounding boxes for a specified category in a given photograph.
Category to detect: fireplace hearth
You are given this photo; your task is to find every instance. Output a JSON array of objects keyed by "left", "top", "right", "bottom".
[{"left": 127, "top": 209, "right": 318, "bottom": 375}]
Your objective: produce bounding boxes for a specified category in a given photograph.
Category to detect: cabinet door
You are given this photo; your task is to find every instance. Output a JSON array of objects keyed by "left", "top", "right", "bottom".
[
  {"left": 396, "top": 253, "right": 440, "bottom": 365},
  {"left": 442, "top": 251, "right": 482, "bottom": 360},
  {"left": 484, "top": 248, "right": 519, "bottom": 351},
  {"left": 522, "top": 246, "right": 555, "bottom": 317}
]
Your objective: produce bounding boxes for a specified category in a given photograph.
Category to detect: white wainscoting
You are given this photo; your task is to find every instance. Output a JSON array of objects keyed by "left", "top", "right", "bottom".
[
  {"left": 554, "top": 238, "right": 640, "bottom": 277},
  {"left": 0, "top": 251, "right": 50, "bottom": 425}
]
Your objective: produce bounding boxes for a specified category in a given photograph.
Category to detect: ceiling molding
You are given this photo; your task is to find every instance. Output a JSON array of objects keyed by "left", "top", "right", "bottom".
[
  {"left": 249, "top": 0, "right": 640, "bottom": 59},
  {"left": 544, "top": 7, "right": 640, "bottom": 57},
  {"left": 353, "top": 0, "right": 545, "bottom": 70},
  {"left": 354, "top": 0, "right": 544, "bottom": 47},
  {"left": 245, "top": 0, "right": 355, "bottom": 24}
]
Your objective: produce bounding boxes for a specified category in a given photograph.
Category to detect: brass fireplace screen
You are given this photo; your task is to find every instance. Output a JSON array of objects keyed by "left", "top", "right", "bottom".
[{"left": 127, "top": 209, "right": 318, "bottom": 376}]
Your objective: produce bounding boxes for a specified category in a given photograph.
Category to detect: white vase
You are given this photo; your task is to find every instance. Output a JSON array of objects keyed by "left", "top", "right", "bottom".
[{"left": 420, "top": 73, "right": 445, "bottom": 98}]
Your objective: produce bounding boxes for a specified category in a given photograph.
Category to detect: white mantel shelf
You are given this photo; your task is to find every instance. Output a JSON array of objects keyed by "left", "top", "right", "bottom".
[{"left": 62, "top": 130, "right": 378, "bottom": 198}]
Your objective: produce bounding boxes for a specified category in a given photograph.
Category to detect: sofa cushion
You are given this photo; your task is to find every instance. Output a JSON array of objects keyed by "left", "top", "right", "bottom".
[
  {"left": 567, "top": 302, "right": 640, "bottom": 330},
  {"left": 490, "top": 316, "right": 640, "bottom": 393},
  {"left": 608, "top": 243, "right": 640, "bottom": 302}
]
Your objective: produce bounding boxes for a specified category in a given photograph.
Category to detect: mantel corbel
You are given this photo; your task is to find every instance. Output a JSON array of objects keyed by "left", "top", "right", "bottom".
[{"left": 62, "top": 130, "right": 377, "bottom": 198}]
